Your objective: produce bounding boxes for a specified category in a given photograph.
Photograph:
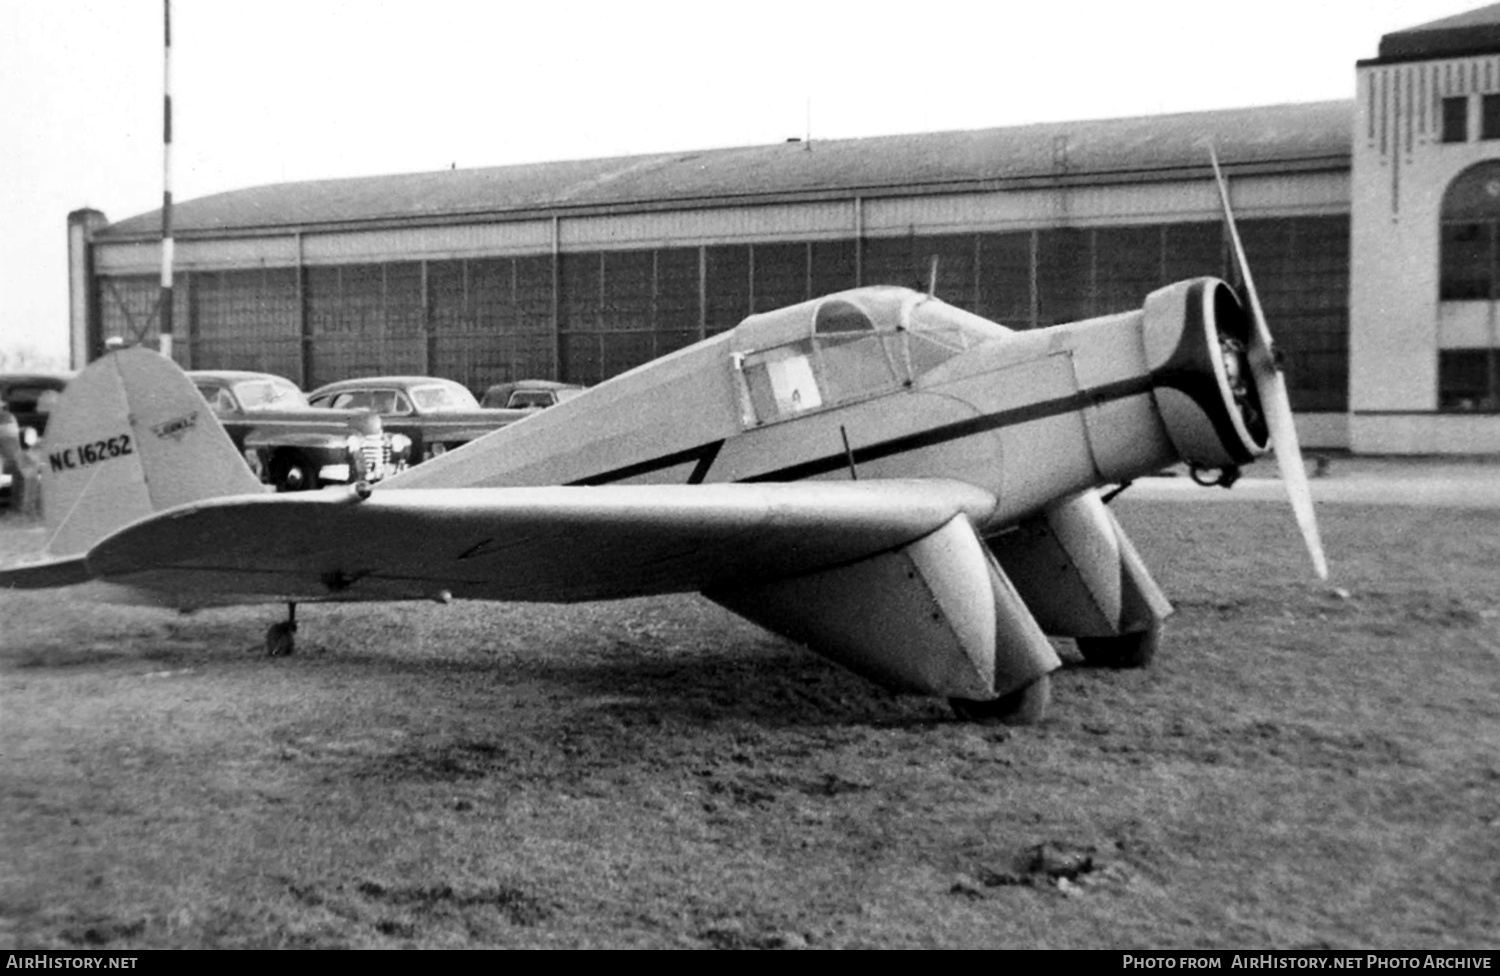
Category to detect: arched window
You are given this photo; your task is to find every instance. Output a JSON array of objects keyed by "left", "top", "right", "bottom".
[
  {"left": 1440, "top": 161, "right": 1500, "bottom": 300},
  {"left": 1438, "top": 163, "right": 1500, "bottom": 411}
]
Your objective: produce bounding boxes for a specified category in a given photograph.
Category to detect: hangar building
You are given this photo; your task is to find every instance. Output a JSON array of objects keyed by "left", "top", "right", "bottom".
[{"left": 66, "top": 4, "right": 1500, "bottom": 454}]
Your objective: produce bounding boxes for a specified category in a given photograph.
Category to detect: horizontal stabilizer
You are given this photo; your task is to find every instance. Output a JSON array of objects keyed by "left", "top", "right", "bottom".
[{"left": 0, "top": 554, "right": 90, "bottom": 589}]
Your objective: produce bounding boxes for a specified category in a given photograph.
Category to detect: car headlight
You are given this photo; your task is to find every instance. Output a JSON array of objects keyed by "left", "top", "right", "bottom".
[
  {"left": 20, "top": 427, "right": 38, "bottom": 449},
  {"left": 346, "top": 434, "right": 363, "bottom": 454},
  {"left": 389, "top": 433, "right": 412, "bottom": 455}
]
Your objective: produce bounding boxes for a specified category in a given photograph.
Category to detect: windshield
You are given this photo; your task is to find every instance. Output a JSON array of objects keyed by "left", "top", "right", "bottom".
[
  {"left": 506, "top": 387, "right": 583, "bottom": 408},
  {"left": 903, "top": 300, "right": 1010, "bottom": 378},
  {"left": 233, "top": 377, "right": 309, "bottom": 411},
  {"left": 2, "top": 384, "right": 61, "bottom": 413},
  {"left": 410, "top": 383, "right": 479, "bottom": 412}
]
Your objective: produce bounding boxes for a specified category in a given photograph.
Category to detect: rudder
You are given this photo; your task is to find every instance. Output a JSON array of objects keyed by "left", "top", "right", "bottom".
[{"left": 40, "top": 347, "right": 265, "bottom": 557}]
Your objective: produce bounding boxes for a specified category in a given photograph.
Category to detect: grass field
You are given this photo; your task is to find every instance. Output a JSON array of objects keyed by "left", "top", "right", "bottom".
[{"left": 1, "top": 497, "right": 1497, "bottom": 949}]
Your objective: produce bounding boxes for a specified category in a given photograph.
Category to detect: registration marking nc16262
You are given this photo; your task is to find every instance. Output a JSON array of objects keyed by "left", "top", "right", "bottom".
[{"left": 48, "top": 435, "right": 134, "bottom": 472}]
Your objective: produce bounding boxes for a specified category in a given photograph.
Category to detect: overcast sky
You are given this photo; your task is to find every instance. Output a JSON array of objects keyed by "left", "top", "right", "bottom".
[{"left": 0, "top": 0, "right": 1484, "bottom": 366}]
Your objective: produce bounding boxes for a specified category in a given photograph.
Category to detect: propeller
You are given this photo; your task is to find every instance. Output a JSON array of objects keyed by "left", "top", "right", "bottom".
[{"left": 1207, "top": 145, "right": 1329, "bottom": 581}]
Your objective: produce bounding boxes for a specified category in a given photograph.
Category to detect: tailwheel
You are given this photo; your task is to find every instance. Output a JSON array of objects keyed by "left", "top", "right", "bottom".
[
  {"left": 1075, "top": 622, "right": 1161, "bottom": 669},
  {"left": 266, "top": 602, "right": 298, "bottom": 657},
  {"left": 949, "top": 674, "right": 1051, "bottom": 725}
]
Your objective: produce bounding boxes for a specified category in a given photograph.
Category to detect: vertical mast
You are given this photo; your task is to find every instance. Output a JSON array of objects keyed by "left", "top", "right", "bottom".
[{"left": 159, "top": 0, "right": 175, "bottom": 360}]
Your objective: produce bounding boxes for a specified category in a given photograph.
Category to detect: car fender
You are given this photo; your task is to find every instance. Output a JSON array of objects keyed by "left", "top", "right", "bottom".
[{"left": 243, "top": 428, "right": 355, "bottom": 454}]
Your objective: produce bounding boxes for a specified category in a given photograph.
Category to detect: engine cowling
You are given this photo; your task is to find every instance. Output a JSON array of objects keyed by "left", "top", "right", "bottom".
[{"left": 1141, "top": 278, "right": 1270, "bottom": 470}]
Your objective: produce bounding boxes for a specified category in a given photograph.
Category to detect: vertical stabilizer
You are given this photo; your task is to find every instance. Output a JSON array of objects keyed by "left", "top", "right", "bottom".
[{"left": 40, "top": 347, "right": 265, "bottom": 557}]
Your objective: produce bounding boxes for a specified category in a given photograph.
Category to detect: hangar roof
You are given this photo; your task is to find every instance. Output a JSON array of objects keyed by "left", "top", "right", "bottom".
[
  {"left": 1367, "top": 2, "right": 1500, "bottom": 64},
  {"left": 99, "top": 100, "right": 1352, "bottom": 242}
]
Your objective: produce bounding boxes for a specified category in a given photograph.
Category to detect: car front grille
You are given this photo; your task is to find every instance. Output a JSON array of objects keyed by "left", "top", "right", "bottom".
[{"left": 360, "top": 436, "right": 392, "bottom": 481}]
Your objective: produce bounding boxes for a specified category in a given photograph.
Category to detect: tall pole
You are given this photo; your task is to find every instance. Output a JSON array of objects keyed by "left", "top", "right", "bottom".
[{"left": 159, "top": 0, "right": 175, "bottom": 360}]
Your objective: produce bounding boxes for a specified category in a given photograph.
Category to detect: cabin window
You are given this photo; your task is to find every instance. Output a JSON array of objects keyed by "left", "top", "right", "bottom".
[
  {"left": 740, "top": 339, "right": 903, "bottom": 424},
  {"left": 814, "top": 298, "right": 875, "bottom": 334},
  {"left": 741, "top": 341, "right": 822, "bottom": 423},
  {"left": 905, "top": 326, "right": 979, "bottom": 377},
  {"left": 811, "top": 297, "right": 902, "bottom": 405},
  {"left": 736, "top": 296, "right": 988, "bottom": 425},
  {"left": 817, "top": 332, "right": 902, "bottom": 403},
  {"left": 902, "top": 299, "right": 1008, "bottom": 378},
  {"left": 737, "top": 302, "right": 908, "bottom": 424}
]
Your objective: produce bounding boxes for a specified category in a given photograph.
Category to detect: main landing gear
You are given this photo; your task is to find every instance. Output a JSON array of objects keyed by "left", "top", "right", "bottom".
[
  {"left": 1074, "top": 621, "right": 1162, "bottom": 669},
  {"left": 949, "top": 674, "right": 1052, "bottom": 725},
  {"left": 946, "top": 620, "right": 1163, "bottom": 723},
  {"left": 266, "top": 602, "right": 298, "bottom": 657}
]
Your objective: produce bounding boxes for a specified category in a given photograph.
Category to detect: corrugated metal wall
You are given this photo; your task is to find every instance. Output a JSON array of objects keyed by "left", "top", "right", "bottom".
[
  {"left": 92, "top": 216, "right": 1349, "bottom": 410},
  {"left": 193, "top": 267, "right": 300, "bottom": 378},
  {"left": 427, "top": 256, "right": 556, "bottom": 391}
]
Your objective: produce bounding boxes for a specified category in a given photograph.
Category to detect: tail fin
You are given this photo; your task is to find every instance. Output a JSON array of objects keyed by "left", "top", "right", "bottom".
[{"left": 40, "top": 347, "right": 265, "bottom": 557}]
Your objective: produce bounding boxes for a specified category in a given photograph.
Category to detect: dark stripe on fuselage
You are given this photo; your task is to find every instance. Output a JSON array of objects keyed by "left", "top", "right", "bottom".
[
  {"left": 568, "top": 439, "right": 724, "bottom": 486},
  {"left": 743, "top": 375, "right": 1154, "bottom": 482},
  {"left": 571, "top": 376, "right": 1155, "bottom": 487}
]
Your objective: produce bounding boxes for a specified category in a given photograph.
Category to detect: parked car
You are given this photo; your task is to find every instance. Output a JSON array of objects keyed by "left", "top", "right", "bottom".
[
  {"left": 0, "top": 372, "right": 72, "bottom": 445},
  {"left": 1, "top": 371, "right": 71, "bottom": 511},
  {"left": 308, "top": 376, "right": 527, "bottom": 462},
  {"left": 189, "top": 370, "right": 411, "bottom": 491},
  {"left": 479, "top": 379, "right": 586, "bottom": 411}
]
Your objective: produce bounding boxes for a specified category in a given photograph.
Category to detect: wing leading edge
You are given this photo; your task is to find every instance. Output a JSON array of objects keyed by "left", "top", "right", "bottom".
[{"left": 0, "top": 479, "right": 998, "bottom": 609}]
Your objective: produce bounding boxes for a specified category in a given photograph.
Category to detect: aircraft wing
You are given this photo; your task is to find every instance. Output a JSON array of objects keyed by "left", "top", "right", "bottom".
[{"left": 2, "top": 479, "right": 998, "bottom": 609}]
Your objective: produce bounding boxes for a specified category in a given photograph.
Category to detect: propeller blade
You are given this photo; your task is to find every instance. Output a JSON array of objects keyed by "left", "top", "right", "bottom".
[{"left": 1208, "top": 146, "right": 1329, "bottom": 581}]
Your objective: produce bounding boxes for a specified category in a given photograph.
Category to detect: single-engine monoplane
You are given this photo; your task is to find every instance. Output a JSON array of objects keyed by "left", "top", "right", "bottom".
[{"left": 0, "top": 160, "right": 1327, "bottom": 724}]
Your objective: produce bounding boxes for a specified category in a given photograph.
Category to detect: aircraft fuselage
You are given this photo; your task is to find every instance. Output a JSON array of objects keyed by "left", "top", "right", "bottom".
[{"left": 386, "top": 281, "right": 1257, "bottom": 537}]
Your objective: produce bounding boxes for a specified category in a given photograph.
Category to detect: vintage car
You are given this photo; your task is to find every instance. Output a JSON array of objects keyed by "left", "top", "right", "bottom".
[
  {"left": 0, "top": 371, "right": 72, "bottom": 511},
  {"left": 478, "top": 379, "right": 586, "bottom": 410},
  {"left": 0, "top": 372, "right": 72, "bottom": 443},
  {"left": 308, "top": 375, "right": 527, "bottom": 461},
  {"left": 189, "top": 370, "right": 411, "bottom": 491}
]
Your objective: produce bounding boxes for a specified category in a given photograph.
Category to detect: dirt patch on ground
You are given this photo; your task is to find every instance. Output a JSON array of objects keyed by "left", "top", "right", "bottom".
[{"left": 1, "top": 500, "right": 1497, "bottom": 948}]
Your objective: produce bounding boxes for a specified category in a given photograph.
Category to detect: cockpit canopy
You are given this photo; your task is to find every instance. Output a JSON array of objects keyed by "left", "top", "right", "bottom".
[{"left": 731, "top": 286, "right": 1008, "bottom": 426}]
